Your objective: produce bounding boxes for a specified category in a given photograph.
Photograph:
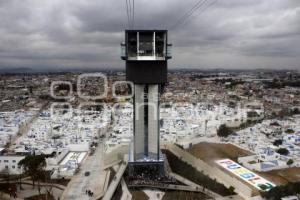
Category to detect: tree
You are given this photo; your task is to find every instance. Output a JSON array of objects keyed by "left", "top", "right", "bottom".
[
  {"left": 270, "top": 121, "right": 280, "bottom": 126},
  {"left": 228, "top": 186, "right": 235, "bottom": 194},
  {"left": 287, "top": 159, "right": 294, "bottom": 167},
  {"left": 247, "top": 111, "right": 259, "bottom": 118},
  {"left": 18, "top": 155, "right": 46, "bottom": 192},
  {"left": 278, "top": 108, "right": 292, "bottom": 119},
  {"left": 285, "top": 129, "right": 295, "bottom": 134},
  {"left": 273, "top": 139, "right": 283, "bottom": 146},
  {"left": 261, "top": 182, "right": 300, "bottom": 199},
  {"left": 29, "top": 86, "right": 33, "bottom": 94},
  {"left": 276, "top": 148, "right": 289, "bottom": 156},
  {"left": 217, "top": 124, "right": 233, "bottom": 137},
  {"left": 292, "top": 108, "right": 300, "bottom": 115}
]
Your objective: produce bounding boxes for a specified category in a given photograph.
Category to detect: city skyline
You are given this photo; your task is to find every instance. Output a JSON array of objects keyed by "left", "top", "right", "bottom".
[{"left": 0, "top": 0, "right": 299, "bottom": 71}]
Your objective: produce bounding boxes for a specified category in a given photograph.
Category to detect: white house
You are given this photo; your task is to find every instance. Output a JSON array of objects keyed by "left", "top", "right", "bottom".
[
  {"left": 0, "top": 154, "right": 25, "bottom": 174},
  {"left": 238, "top": 150, "right": 289, "bottom": 172}
]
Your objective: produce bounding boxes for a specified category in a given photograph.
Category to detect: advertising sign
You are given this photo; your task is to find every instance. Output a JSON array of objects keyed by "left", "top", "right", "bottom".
[{"left": 216, "top": 159, "right": 275, "bottom": 191}]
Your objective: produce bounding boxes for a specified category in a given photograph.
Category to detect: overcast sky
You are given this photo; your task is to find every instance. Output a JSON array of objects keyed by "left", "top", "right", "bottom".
[{"left": 0, "top": 0, "right": 299, "bottom": 70}]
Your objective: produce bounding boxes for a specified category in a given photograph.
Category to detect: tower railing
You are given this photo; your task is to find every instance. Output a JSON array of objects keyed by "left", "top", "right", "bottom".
[
  {"left": 166, "top": 44, "right": 173, "bottom": 59},
  {"left": 120, "top": 42, "right": 126, "bottom": 60}
]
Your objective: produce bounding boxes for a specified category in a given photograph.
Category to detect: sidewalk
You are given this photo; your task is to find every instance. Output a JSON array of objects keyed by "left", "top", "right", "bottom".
[{"left": 0, "top": 191, "right": 23, "bottom": 200}]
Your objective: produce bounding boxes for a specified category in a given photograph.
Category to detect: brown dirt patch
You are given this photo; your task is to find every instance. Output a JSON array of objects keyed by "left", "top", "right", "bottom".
[
  {"left": 188, "top": 142, "right": 253, "bottom": 165},
  {"left": 188, "top": 142, "right": 300, "bottom": 186},
  {"left": 130, "top": 190, "right": 149, "bottom": 200},
  {"left": 259, "top": 167, "right": 300, "bottom": 185}
]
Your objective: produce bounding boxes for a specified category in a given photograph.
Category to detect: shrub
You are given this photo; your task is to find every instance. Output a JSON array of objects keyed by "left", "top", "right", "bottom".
[
  {"left": 217, "top": 124, "right": 233, "bottom": 137},
  {"left": 276, "top": 148, "right": 289, "bottom": 156}
]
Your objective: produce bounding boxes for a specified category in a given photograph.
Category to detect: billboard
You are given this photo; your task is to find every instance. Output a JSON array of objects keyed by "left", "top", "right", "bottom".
[{"left": 216, "top": 159, "right": 276, "bottom": 191}]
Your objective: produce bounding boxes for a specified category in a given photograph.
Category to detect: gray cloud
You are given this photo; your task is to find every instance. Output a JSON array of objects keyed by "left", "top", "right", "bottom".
[{"left": 0, "top": 0, "right": 299, "bottom": 70}]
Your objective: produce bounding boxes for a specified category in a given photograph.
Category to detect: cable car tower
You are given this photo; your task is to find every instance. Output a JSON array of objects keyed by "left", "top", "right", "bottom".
[{"left": 121, "top": 30, "right": 172, "bottom": 175}]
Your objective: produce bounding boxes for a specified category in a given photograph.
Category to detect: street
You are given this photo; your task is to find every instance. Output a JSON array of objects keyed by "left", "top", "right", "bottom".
[{"left": 61, "top": 140, "right": 107, "bottom": 200}]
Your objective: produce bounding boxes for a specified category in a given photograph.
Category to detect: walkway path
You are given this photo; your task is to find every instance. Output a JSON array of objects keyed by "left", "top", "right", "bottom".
[
  {"left": 169, "top": 172, "right": 222, "bottom": 198},
  {"left": 61, "top": 140, "right": 107, "bottom": 200},
  {"left": 102, "top": 155, "right": 128, "bottom": 200},
  {"left": 0, "top": 191, "right": 23, "bottom": 200}
]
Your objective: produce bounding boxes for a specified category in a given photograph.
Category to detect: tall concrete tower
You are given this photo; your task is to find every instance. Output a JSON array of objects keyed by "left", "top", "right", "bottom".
[{"left": 121, "top": 30, "right": 172, "bottom": 174}]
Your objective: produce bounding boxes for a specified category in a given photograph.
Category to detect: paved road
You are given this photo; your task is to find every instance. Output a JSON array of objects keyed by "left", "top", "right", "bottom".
[
  {"left": 169, "top": 172, "right": 221, "bottom": 198},
  {"left": 102, "top": 156, "right": 128, "bottom": 200},
  {"left": 61, "top": 141, "right": 106, "bottom": 200},
  {"left": 9, "top": 101, "right": 49, "bottom": 151},
  {"left": 120, "top": 177, "right": 132, "bottom": 200}
]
